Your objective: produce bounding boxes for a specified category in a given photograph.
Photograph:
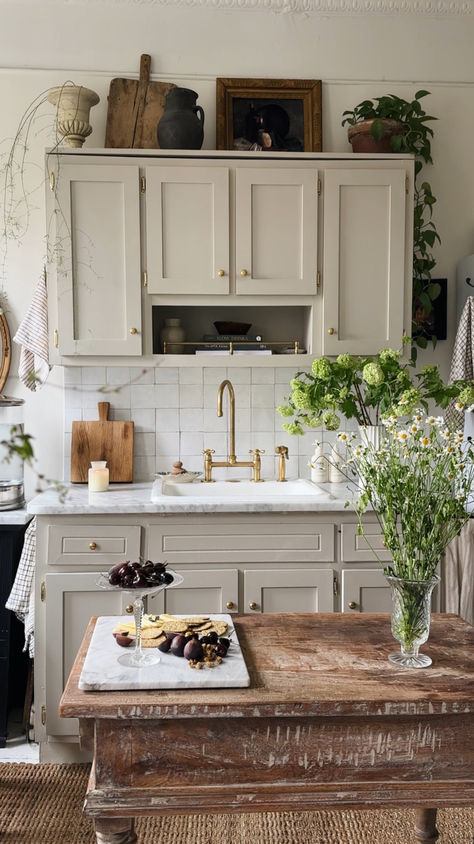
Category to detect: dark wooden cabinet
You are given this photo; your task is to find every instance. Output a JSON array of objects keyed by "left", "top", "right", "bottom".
[{"left": 0, "top": 522, "right": 31, "bottom": 747}]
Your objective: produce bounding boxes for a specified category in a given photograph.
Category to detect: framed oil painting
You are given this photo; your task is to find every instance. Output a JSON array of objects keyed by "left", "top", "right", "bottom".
[{"left": 216, "top": 78, "right": 322, "bottom": 153}]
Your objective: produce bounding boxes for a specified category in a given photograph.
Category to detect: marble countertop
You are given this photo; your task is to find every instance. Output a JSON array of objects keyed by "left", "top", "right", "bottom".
[
  {"left": 27, "top": 480, "right": 358, "bottom": 515},
  {"left": 0, "top": 507, "right": 32, "bottom": 525}
]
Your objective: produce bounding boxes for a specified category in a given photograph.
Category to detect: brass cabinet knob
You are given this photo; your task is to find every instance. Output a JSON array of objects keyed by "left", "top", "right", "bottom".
[
  {"left": 240, "top": 269, "right": 248, "bottom": 277},
  {"left": 226, "top": 601, "right": 235, "bottom": 610},
  {"left": 249, "top": 601, "right": 258, "bottom": 610},
  {"left": 327, "top": 327, "right": 335, "bottom": 335},
  {"left": 217, "top": 269, "right": 226, "bottom": 277},
  {"left": 348, "top": 601, "right": 357, "bottom": 610},
  {"left": 89, "top": 542, "right": 97, "bottom": 550},
  {"left": 125, "top": 605, "right": 133, "bottom": 614},
  {"left": 129, "top": 327, "right": 138, "bottom": 335}
]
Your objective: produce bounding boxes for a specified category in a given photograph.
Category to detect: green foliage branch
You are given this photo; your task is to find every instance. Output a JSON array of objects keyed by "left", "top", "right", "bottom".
[{"left": 341, "top": 90, "right": 440, "bottom": 347}]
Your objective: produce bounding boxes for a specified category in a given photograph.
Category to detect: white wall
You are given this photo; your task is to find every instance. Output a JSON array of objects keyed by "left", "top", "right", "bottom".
[{"left": 1, "top": 0, "right": 474, "bottom": 496}]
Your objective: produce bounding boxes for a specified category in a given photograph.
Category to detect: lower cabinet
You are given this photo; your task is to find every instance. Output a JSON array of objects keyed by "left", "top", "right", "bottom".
[
  {"left": 147, "top": 568, "right": 239, "bottom": 615},
  {"left": 243, "top": 568, "right": 334, "bottom": 613},
  {"left": 341, "top": 568, "right": 392, "bottom": 614}
]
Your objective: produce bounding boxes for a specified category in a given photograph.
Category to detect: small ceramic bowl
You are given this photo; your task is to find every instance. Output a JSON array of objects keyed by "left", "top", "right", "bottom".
[{"left": 214, "top": 321, "right": 251, "bottom": 335}]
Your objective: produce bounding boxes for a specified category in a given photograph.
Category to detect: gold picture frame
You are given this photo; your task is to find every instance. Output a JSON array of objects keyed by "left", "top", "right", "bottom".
[{"left": 216, "top": 78, "right": 322, "bottom": 152}]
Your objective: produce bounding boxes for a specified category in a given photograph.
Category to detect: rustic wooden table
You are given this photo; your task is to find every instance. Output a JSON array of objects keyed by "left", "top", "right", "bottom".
[{"left": 60, "top": 613, "right": 474, "bottom": 844}]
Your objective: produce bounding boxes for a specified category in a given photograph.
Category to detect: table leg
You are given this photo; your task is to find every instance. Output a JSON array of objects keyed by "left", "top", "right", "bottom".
[
  {"left": 94, "top": 817, "right": 137, "bottom": 844},
  {"left": 414, "top": 808, "right": 439, "bottom": 843}
]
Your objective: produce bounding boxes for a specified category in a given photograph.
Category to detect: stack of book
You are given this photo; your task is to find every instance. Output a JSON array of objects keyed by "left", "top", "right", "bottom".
[{"left": 195, "top": 333, "right": 272, "bottom": 355}]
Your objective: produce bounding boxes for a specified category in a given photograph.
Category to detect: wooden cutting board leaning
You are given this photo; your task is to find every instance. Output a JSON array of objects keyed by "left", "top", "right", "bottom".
[
  {"left": 70, "top": 402, "right": 134, "bottom": 483},
  {"left": 105, "top": 53, "right": 176, "bottom": 148}
]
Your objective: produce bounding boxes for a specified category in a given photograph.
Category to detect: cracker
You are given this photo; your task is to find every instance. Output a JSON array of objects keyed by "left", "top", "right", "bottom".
[
  {"left": 140, "top": 635, "right": 166, "bottom": 648},
  {"left": 183, "top": 616, "right": 210, "bottom": 626},
  {"left": 208, "top": 621, "right": 228, "bottom": 636},
  {"left": 140, "top": 627, "right": 164, "bottom": 640},
  {"left": 162, "top": 619, "right": 188, "bottom": 633}
]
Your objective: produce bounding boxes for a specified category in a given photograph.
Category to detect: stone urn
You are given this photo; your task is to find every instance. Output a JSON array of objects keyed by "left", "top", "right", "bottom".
[
  {"left": 157, "top": 88, "right": 204, "bottom": 150},
  {"left": 347, "top": 118, "right": 404, "bottom": 153},
  {"left": 47, "top": 85, "right": 100, "bottom": 148}
]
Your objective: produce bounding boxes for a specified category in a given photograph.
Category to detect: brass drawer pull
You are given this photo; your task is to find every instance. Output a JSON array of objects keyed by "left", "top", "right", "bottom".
[
  {"left": 89, "top": 542, "right": 97, "bottom": 551},
  {"left": 249, "top": 601, "right": 258, "bottom": 611},
  {"left": 348, "top": 601, "right": 357, "bottom": 610},
  {"left": 125, "top": 605, "right": 133, "bottom": 614},
  {"left": 226, "top": 601, "right": 235, "bottom": 610}
]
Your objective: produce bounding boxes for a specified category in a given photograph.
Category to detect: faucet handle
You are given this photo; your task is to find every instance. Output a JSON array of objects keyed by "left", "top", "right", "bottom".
[
  {"left": 202, "top": 448, "right": 215, "bottom": 455},
  {"left": 249, "top": 449, "right": 265, "bottom": 456},
  {"left": 275, "top": 445, "right": 289, "bottom": 458}
]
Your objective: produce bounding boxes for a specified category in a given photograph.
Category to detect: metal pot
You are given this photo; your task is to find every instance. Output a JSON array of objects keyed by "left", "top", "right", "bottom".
[{"left": 0, "top": 480, "right": 25, "bottom": 510}]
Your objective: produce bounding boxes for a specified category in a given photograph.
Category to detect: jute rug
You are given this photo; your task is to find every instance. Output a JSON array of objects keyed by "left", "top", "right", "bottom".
[{"left": 1, "top": 763, "right": 473, "bottom": 844}]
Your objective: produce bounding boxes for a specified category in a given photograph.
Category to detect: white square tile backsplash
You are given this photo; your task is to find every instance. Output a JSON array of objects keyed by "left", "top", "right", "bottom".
[{"left": 64, "top": 366, "right": 337, "bottom": 482}]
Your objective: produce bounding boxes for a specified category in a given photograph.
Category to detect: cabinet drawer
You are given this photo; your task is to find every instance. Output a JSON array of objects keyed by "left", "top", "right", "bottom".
[
  {"left": 244, "top": 568, "right": 334, "bottom": 613},
  {"left": 47, "top": 525, "right": 141, "bottom": 566},
  {"left": 148, "top": 521, "right": 334, "bottom": 564},
  {"left": 147, "top": 568, "right": 239, "bottom": 616},
  {"left": 341, "top": 523, "right": 392, "bottom": 563}
]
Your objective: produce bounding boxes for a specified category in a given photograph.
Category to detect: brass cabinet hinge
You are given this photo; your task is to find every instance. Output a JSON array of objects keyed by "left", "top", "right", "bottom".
[
  {"left": 142, "top": 270, "right": 148, "bottom": 288},
  {"left": 140, "top": 175, "right": 146, "bottom": 194},
  {"left": 41, "top": 705, "right": 46, "bottom": 726},
  {"left": 317, "top": 270, "right": 321, "bottom": 291},
  {"left": 317, "top": 178, "right": 322, "bottom": 196},
  {"left": 333, "top": 574, "right": 339, "bottom": 597},
  {"left": 53, "top": 330, "right": 59, "bottom": 349},
  {"left": 41, "top": 581, "right": 46, "bottom": 602}
]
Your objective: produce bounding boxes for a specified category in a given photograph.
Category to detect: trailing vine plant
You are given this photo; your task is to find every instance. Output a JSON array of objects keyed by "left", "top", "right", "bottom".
[{"left": 342, "top": 91, "right": 440, "bottom": 348}]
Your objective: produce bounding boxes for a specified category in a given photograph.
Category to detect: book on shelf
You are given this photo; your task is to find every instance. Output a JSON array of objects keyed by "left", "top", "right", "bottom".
[
  {"left": 202, "top": 333, "right": 263, "bottom": 343},
  {"left": 198, "top": 342, "right": 269, "bottom": 352},
  {"left": 195, "top": 349, "right": 272, "bottom": 356}
]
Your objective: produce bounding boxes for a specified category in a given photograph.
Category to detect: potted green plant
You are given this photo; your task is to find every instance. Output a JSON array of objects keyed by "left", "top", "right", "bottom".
[{"left": 341, "top": 91, "right": 439, "bottom": 347}]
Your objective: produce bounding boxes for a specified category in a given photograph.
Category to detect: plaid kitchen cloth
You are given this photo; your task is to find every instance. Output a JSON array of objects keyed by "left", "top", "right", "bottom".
[{"left": 5, "top": 517, "right": 36, "bottom": 658}]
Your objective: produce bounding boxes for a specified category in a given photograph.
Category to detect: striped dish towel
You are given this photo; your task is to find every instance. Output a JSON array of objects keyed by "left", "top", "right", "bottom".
[{"left": 13, "top": 270, "right": 51, "bottom": 391}]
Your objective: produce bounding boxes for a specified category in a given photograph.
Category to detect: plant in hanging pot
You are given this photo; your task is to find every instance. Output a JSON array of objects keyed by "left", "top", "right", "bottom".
[
  {"left": 339, "top": 412, "right": 474, "bottom": 668},
  {"left": 341, "top": 91, "right": 440, "bottom": 348}
]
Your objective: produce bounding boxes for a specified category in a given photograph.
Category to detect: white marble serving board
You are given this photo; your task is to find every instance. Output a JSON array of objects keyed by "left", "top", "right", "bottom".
[{"left": 79, "top": 614, "right": 250, "bottom": 691}]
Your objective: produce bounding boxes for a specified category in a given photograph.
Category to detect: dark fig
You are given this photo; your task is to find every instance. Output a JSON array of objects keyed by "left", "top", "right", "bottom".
[
  {"left": 165, "top": 631, "right": 179, "bottom": 639},
  {"left": 183, "top": 638, "right": 204, "bottom": 661},
  {"left": 200, "top": 635, "right": 212, "bottom": 644},
  {"left": 207, "top": 631, "right": 218, "bottom": 643},
  {"left": 170, "top": 633, "right": 187, "bottom": 657},
  {"left": 115, "top": 634, "right": 133, "bottom": 647},
  {"left": 122, "top": 574, "right": 136, "bottom": 588},
  {"left": 218, "top": 637, "right": 230, "bottom": 649},
  {"left": 108, "top": 560, "right": 128, "bottom": 577},
  {"left": 108, "top": 572, "right": 121, "bottom": 586},
  {"left": 215, "top": 642, "right": 228, "bottom": 658},
  {"left": 133, "top": 573, "right": 148, "bottom": 588},
  {"left": 157, "top": 637, "right": 172, "bottom": 653},
  {"left": 159, "top": 571, "right": 174, "bottom": 585}
]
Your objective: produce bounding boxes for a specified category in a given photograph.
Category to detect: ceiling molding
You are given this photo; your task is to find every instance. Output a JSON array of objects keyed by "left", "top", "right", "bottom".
[{"left": 5, "top": 0, "right": 472, "bottom": 14}]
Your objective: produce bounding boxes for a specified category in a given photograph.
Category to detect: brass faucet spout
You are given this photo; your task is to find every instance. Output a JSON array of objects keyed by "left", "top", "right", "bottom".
[{"left": 217, "top": 379, "right": 236, "bottom": 461}]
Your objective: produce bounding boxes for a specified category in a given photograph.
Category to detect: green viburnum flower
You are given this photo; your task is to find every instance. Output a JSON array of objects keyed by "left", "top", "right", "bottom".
[
  {"left": 321, "top": 411, "right": 340, "bottom": 430},
  {"left": 362, "top": 362, "right": 384, "bottom": 386},
  {"left": 396, "top": 388, "right": 422, "bottom": 412},
  {"left": 378, "top": 348, "right": 401, "bottom": 364},
  {"left": 290, "top": 378, "right": 302, "bottom": 390},
  {"left": 283, "top": 421, "right": 304, "bottom": 435},
  {"left": 299, "top": 414, "right": 321, "bottom": 428},
  {"left": 292, "top": 388, "right": 313, "bottom": 410},
  {"left": 336, "top": 353, "right": 356, "bottom": 369},
  {"left": 457, "top": 386, "right": 474, "bottom": 406},
  {"left": 277, "top": 404, "right": 294, "bottom": 417},
  {"left": 311, "top": 357, "right": 331, "bottom": 379}
]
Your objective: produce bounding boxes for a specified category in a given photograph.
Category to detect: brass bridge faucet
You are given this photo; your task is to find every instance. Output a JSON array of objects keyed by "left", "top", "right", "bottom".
[
  {"left": 202, "top": 379, "right": 264, "bottom": 482},
  {"left": 275, "top": 445, "right": 289, "bottom": 482}
]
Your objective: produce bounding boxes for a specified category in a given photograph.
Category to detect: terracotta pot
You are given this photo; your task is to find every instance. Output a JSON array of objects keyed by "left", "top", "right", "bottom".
[{"left": 347, "top": 118, "right": 404, "bottom": 153}]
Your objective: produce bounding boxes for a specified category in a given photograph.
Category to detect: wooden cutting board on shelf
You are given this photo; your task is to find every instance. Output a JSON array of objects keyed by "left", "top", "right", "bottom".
[
  {"left": 70, "top": 402, "right": 134, "bottom": 483},
  {"left": 105, "top": 53, "right": 176, "bottom": 148}
]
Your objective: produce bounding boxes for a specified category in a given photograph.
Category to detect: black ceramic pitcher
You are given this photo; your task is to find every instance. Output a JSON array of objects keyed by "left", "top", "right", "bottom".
[{"left": 157, "top": 88, "right": 204, "bottom": 150}]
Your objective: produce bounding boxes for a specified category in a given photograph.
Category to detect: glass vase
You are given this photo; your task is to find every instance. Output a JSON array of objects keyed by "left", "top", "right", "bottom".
[{"left": 386, "top": 574, "right": 439, "bottom": 668}]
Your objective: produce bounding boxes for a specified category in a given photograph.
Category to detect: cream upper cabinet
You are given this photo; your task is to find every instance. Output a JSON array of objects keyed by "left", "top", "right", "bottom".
[
  {"left": 144, "top": 163, "right": 318, "bottom": 297},
  {"left": 235, "top": 167, "right": 318, "bottom": 296},
  {"left": 50, "top": 162, "right": 142, "bottom": 357},
  {"left": 145, "top": 166, "right": 230, "bottom": 296},
  {"left": 322, "top": 168, "right": 407, "bottom": 355}
]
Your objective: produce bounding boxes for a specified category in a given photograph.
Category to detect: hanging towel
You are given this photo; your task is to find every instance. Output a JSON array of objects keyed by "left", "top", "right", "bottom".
[
  {"left": 13, "top": 269, "right": 51, "bottom": 391},
  {"left": 444, "top": 520, "right": 474, "bottom": 625},
  {"left": 5, "top": 517, "right": 36, "bottom": 658},
  {"left": 446, "top": 295, "right": 474, "bottom": 429}
]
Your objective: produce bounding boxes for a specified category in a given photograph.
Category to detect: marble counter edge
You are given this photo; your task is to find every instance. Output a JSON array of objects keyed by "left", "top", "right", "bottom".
[{"left": 27, "top": 482, "right": 357, "bottom": 515}]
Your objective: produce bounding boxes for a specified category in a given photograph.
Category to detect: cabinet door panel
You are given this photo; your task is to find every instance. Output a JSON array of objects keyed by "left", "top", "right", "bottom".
[
  {"left": 323, "top": 169, "right": 406, "bottom": 354},
  {"left": 147, "top": 568, "right": 238, "bottom": 615},
  {"left": 341, "top": 568, "right": 392, "bottom": 614},
  {"left": 244, "top": 568, "right": 334, "bottom": 613},
  {"left": 146, "top": 166, "right": 229, "bottom": 295},
  {"left": 341, "top": 522, "right": 393, "bottom": 563},
  {"left": 235, "top": 168, "right": 318, "bottom": 296},
  {"left": 47, "top": 525, "right": 141, "bottom": 566},
  {"left": 44, "top": 572, "right": 129, "bottom": 736},
  {"left": 54, "top": 164, "right": 142, "bottom": 355}
]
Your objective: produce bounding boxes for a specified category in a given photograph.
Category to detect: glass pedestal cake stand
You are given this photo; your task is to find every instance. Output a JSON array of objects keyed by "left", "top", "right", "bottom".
[{"left": 97, "top": 570, "right": 183, "bottom": 668}]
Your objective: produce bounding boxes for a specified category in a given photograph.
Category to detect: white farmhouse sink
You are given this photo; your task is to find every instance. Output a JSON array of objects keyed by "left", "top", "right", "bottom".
[{"left": 161, "top": 478, "right": 329, "bottom": 498}]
